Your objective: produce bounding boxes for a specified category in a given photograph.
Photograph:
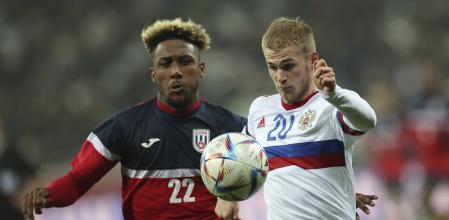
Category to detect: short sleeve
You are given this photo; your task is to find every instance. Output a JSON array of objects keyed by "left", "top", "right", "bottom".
[{"left": 91, "top": 114, "right": 124, "bottom": 160}]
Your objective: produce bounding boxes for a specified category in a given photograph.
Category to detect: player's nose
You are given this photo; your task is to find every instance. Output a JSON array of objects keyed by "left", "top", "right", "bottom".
[
  {"left": 276, "top": 71, "right": 288, "bottom": 84},
  {"left": 169, "top": 63, "right": 183, "bottom": 78}
]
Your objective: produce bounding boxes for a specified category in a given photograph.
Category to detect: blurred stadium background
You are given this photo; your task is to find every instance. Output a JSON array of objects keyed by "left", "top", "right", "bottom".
[{"left": 1, "top": 0, "right": 449, "bottom": 219}]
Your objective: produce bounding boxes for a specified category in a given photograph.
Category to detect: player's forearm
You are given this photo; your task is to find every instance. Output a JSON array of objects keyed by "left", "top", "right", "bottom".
[
  {"left": 46, "top": 169, "right": 97, "bottom": 207},
  {"left": 320, "top": 85, "right": 377, "bottom": 131},
  {"left": 46, "top": 140, "right": 118, "bottom": 207}
]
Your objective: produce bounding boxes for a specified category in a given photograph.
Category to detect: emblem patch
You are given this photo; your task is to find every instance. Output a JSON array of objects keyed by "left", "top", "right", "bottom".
[
  {"left": 192, "top": 129, "right": 210, "bottom": 153},
  {"left": 299, "top": 109, "right": 316, "bottom": 130}
]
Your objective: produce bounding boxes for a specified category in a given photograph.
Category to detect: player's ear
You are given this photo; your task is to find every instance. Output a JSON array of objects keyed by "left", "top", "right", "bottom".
[
  {"left": 150, "top": 67, "right": 156, "bottom": 83},
  {"left": 199, "top": 62, "right": 205, "bottom": 78},
  {"left": 310, "top": 52, "right": 319, "bottom": 65}
]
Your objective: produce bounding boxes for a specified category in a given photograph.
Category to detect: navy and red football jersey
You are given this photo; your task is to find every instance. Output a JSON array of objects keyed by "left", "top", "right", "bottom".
[{"left": 47, "top": 98, "right": 246, "bottom": 220}]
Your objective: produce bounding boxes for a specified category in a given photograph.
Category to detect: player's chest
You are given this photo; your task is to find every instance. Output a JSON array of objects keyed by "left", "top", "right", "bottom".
[
  {"left": 134, "top": 123, "right": 213, "bottom": 153},
  {"left": 252, "top": 107, "right": 330, "bottom": 145},
  {"left": 122, "top": 118, "right": 231, "bottom": 162}
]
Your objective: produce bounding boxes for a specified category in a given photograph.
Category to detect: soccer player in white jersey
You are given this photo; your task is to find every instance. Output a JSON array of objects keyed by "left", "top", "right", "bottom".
[{"left": 217, "top": 17, "right": 377, "bottom": 220}]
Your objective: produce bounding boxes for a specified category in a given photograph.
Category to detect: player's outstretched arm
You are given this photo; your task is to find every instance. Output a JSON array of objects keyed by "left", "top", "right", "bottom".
[
  {"left": 22, "top": 140, "right": 118, "bottom": 219},
  {"left": 313, "top": 58, "right": 377, "bottom": 132},
  {"left": 355, "top": 193, "right": 378, "bottom": 220},
  {"left": 313, "top": 59, "right": 336, "bottom": 93},
  {"left": 215, "top": 199, "right": 239, "bottom": 220}
]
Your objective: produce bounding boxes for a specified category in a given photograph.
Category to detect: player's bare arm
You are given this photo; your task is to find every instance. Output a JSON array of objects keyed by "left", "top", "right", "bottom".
[{"left": 22, "top": 187, "right": 50, "bottom": 220}]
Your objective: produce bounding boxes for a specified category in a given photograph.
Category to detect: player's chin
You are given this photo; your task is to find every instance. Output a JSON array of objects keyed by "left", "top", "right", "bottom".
[
  {"left": 279, "top": 91, "right": 293, "bottom": 100},
  {"left": 167, "top": 94, "right": 192, "bottom": 109}
]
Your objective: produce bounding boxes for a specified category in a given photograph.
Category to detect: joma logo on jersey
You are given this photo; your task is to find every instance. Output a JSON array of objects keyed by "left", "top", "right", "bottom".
[
  {"left": 192, "top": 129, "right": 210, "bottom": 153},
  {"left": 299, "top": 109, "right": 316, "bottom": 130}
]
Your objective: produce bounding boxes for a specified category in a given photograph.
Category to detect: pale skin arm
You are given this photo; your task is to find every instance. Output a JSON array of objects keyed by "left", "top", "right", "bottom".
[
  {"left": 312, "top": 59, "right": 336, "bottom": 92},
  {"left": 313, "top": 59, "right": 378, "bottom": 219},
  {"left": 215, "top": 199, "right": 239, "bottom": 220},
  {"left": 312, "top": 58, "right": 376, "bottom": 131}
]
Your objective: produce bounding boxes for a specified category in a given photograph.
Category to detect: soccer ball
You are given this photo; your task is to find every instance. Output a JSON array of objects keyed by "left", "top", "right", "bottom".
[{"left": 200, "top": 132, "right": 268, "bottom": 201}]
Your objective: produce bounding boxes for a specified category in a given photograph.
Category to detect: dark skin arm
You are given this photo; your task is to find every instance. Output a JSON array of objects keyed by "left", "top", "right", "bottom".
[
  {"left": 22, "top": 187, "right": 51, "bottom": 220},
  {"left": 356, "top": 193, "right": 378, "bottom": 220}
]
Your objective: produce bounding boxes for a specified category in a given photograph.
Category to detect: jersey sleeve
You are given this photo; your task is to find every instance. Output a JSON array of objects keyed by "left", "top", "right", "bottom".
[
  {"left": 91, "top": 114, "right": 125, "bottom": 158},
  {"left": 46, "top": 115, "right": 124, "bottom": 207},
  {"left": 227, "top": 112, "right": 247, "bottom": 134},
  {"left": 321, "top": 85, "right": 377, "bottom": 136},
  {"left": 244, "top": 117, "right": 255, "bottom": 138},
  {"left": 244, "top": 97, "right": 263, "bottom": 137}
]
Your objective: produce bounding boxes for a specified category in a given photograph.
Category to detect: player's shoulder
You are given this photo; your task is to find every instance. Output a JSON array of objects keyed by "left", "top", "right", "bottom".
[
  {"left": 202, "top": 100, "right": 244, "bottom": 119},
  {"left": 97, "top": 98, "right": 155, "bottom": 130},
  {"left": 115, "top": 98, "right": 154, "bottom": 119},
  {"left": 249, "top": 94, "right": 279, "bottom": 109},
  {"left": 201, "top": 100, "right": 246, "bottom": 127}
]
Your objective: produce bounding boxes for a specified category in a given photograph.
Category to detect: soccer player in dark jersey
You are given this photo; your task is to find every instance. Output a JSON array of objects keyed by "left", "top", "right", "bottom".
[{"left": 22, "top": 18, "right": 246, "bottom": 220}]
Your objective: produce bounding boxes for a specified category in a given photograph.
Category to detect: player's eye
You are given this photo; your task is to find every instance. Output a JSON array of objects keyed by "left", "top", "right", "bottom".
[
  {"left": 280, "top": 63, "right": 295, "bottom": 71},
  {"left": 157, "top": 58, "right": 172, "bottom": 67},
  {"left": 158, "top": 58, "right": 172, "bottom": 68},
  {"left": 178, "top": 56, "right": 194, "bottom": 65},
  {"left": 268, "top": 65, "right": 277, "bottom": 71}
]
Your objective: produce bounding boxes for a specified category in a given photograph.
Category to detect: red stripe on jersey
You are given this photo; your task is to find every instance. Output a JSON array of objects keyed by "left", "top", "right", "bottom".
[
  {"left": 122, "top": 175, "right": 219, "bottom": 220},
  {"left": 47, "top": 140, "right": 117, "bottom": 206},
  {"left": 268, "top": 154, "right": 346, "bottom": 171},
  {"left": 337, "top": 111, "right": 365, "bottom": 136}
]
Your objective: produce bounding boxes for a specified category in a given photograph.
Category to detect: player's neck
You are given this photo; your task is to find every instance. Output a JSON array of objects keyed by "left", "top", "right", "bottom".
[
  {"left": 156, "top": 98, "right": 201, "bottom": 117},
  {"left": 281, "top": 90, "right": 318, "bottom": 110}
]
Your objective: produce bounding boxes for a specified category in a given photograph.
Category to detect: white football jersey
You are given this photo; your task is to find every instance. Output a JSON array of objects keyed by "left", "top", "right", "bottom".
[{"left": 245, "top": 88, "right": 374, "bottom": 220}]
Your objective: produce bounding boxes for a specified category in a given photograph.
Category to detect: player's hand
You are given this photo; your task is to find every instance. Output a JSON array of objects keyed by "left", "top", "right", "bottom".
[
  {"left": 355, "top": 193, "right": 377, "bottom": 220},
  {"left": 215, "top": 199, "right": 239, "bottom": 220},
  {"left": 312, "top": 59, "right": 336, "bottom": 93},
  {"left": 22, "top": 187, "right": 51, "bottom": 220}
]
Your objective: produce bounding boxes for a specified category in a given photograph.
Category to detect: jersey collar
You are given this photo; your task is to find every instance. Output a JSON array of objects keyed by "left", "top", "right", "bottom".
[
  {"left": 281, "top": 91, "right": 318, "bottom": 110},
  {"left": 156, "top": 98, "right": 201, "bottom": 117}
]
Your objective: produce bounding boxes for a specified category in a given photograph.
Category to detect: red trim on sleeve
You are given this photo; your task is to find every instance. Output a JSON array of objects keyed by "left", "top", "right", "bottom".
[
  {"left": 46, "top": 140, "right": 117, "bottom": 207},
  {"left": 336, "top": 111, "right": 365, "bottom": 136}
]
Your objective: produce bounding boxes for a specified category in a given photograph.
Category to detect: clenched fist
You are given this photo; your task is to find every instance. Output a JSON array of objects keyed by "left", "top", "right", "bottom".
[{"left": 312, "top": 58, "right": 336, "bottom": 93}]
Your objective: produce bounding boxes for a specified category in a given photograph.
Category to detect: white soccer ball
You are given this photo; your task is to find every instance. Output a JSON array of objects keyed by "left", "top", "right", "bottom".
[{"left": 200, "top": 132, "right": 268, "bottom": 201}]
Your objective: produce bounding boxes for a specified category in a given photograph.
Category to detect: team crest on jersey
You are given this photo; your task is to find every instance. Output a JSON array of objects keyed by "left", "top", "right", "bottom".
[
  {"left": 299, "top": 109, "right": 316, "bottom": 130},
  {"left": 192, "top": 129, "right": 210, "bottom": 153}
]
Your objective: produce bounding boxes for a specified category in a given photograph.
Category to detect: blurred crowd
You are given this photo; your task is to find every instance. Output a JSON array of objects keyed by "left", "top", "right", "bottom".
[{"left": 1, "top": 0, "right": 448, "bottom": 219}]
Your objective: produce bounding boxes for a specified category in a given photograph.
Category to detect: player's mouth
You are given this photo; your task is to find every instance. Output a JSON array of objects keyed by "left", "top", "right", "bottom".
[
  {"left": 169, "top": 82, "right": 184, "bottom": 93},
  {"left": 278, "top": 86, "right": 293, "bottom": 92}
]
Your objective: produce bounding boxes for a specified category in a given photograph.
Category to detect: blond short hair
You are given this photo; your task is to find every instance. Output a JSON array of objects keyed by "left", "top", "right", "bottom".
[
  {"left": 141, "top": 18, "right": 211, "bottom": 54},
  {"left": 262, "top": 17, "right": 316, "bottom": 58}
]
